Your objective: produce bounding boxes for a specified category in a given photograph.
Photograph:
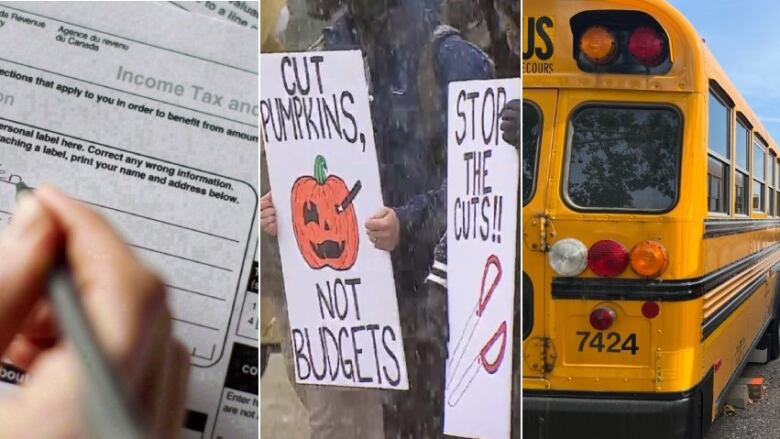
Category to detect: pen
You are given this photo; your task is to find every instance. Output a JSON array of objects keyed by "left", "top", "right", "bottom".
[
  {"left": 336, "top": 180, "right": 362, "bottom": 214},
  {"left": 15, "top": 182, "right": 149, "bottom": 439}
]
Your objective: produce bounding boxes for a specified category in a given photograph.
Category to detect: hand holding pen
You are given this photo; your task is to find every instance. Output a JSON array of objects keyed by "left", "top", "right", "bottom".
[{"left": 0, "top": 185, "right": 189, "bottom": 439}]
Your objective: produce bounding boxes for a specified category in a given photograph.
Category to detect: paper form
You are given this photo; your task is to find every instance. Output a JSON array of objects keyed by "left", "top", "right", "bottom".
[
  {"left": 167, "top": 1, "right": 258, "bottom": 30},
  {"left": 0, "top": 3, "right": 258, "bottom": 438}
]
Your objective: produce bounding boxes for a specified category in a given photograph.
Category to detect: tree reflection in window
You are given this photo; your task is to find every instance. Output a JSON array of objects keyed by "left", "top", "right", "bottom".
[{"left": 567, "top": 106, "right": 681, "bottom": 210}]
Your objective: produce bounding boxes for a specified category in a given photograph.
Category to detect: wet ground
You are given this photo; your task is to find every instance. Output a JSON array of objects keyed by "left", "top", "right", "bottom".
[
  {"left": 261, "top": 351, "right": 780, "bottom": 439},
  {"left": 261, "top": 353, "right": 309, "bottom": 439}
]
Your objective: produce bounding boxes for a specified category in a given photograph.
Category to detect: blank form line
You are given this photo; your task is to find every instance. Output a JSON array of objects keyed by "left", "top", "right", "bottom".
[
  {"left": 172, "top": 317, "right": 220, "bottom": 332},
  {"left": 85, "top": 200, "right": 240, "bottom": 243},
  {"left": 167, "top": 284, "right": 226, "bottom": 302},
  {"left": 129, "top": 244, "right": 233, "bottom": 272}
]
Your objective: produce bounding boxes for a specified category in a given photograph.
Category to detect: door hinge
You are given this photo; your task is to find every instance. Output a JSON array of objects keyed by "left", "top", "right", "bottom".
[
  {"left": 524, "top": 336, "right": 557, "bottom": 375},
  {"left": 523, "top": 213, "right": 555, "bottom": 252}
]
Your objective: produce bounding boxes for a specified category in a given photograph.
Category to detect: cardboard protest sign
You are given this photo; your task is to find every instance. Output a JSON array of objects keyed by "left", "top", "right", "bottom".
[
  {"left": 260, "top": 51, "right": 408, "bottom": 390},
  {"left": 444, "top": 78, "right": 520, "bottom": 438}
]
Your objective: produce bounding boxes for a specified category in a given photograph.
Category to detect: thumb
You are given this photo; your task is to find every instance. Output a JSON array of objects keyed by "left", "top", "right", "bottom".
[{"left": 0, "top": 194, "right": 60, "bottom": 354}]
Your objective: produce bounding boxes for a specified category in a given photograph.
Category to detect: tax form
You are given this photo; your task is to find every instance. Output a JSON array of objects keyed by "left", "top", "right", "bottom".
[
  {"left": 167, "top": 1, "right": 258, "bottom": 30},
  {"left": 0, "top": 3, "right": 258, "bottom": 438}
]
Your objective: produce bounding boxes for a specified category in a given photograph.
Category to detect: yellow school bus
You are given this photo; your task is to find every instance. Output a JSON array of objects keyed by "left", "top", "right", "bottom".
[{"left": 522, "top": 1, "right": 780, "bottom": 438}]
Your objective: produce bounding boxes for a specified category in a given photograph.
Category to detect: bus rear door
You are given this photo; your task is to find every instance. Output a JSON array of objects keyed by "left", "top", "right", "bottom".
[{"left": 522, "top": 89, "right": 557, "bottom": 383}]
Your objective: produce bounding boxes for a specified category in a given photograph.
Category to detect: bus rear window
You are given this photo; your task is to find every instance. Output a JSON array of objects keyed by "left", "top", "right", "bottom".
[
  {"left": 523, "top": 102, "right": 542, "bottom": 205},
  {"left": 565, "top": 106, "right": 682, "bottom": 211}
]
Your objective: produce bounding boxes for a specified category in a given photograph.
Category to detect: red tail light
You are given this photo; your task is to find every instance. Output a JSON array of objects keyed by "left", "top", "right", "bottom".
[
  {"left": 588, "top": 240, "right": 629, "bottom": 277},
  {"left": 641, "top": 301, "right": 660, "bottom": 319},
  {"left": 590, "top": 307, "right": 616, "bottom": 330},
  {"left": 628, "top": 26, "right": 665, "bottom": 67}
]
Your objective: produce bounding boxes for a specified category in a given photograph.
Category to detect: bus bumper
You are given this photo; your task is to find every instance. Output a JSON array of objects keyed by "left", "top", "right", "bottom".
[{"left": 523, "top": 374, "right": 713, "bottom": 439}]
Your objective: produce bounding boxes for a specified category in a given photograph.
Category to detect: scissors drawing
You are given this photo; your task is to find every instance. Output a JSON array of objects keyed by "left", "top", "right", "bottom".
[{"left": 446, "top": 254, "right": 509, "bottom": 407}]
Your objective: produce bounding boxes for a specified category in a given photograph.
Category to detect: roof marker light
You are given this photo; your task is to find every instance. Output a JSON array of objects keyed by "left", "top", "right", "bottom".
[{"left": 580, "top": 25, "right": 618, "bottom": 65}]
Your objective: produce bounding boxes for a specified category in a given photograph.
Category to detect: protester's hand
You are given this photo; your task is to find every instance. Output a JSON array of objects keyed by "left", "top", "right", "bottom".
[
  {"left": 0, "top": 186, "right": 189, "bottom": 439},
  {"left": 365, "top": 207, "right": 400, "bottom": 251},
  {"left": 260, "top": 192, "right": 278, "bottom": 236},
  {"left": 500, "top": 99, "right": 520, "bottom": 148}
]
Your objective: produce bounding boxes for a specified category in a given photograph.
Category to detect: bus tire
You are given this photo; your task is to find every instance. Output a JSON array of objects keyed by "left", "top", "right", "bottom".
[
  {"left": 769, "top": 278, "right": 780, "bottom": 362},
  {"left": 768, "top": 317, "right": 780, "bottom": 362}
]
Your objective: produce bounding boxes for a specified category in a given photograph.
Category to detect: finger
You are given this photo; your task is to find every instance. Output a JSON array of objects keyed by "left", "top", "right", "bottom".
[
  {"left": 0, "top": 194, "right": 60, "bottom": 354},
  {"left": 261, "top": 219, "right": 275, "bottom": 231},
  {"left": 1, "top": 346, "right": 88, "bottom": 438},
  {"left": 368, "top": 207, "right": 391, "bottom": 220},
  {"left": 260, "top": 207, "right": 276, "bottom": 220},
  {"left": 369, "top": 217, "right": 392, "bottom": 232},
  {"left": 35, "top": 186, "right": 168, "bottom": 382},
  {"left": 4, "top": 299, "right": 59, "bottom": 369},
  {"left": 260, "top": 213, "right": 275, "bottom": 227},
  {"left": 85, "top": 266, "right": 170, "bottom": 389},
  {"left": 4, "top": 334, "right": 54, "bottom": 370},
  {"left": 365, "top": 218, "right": 382, "bottom": 231},
  {"left": 142, "top": 338, "right": 173, "bottom": 435},
  {"left": 500, "top": 120, "right": 518, "bottom": 134},
  {"left": 367, "top": 229, "right": 384, "bottom": 242},
  {"left": 262, "top": 218, "right": 278, "bottom": 235},
  {"left": 15, "top": 298, "right": 58, "bottom": 343},
  {"left": 157, "top": 340, "right": 190, "bottom": 439},
  {"left": 260, "top": 193, "right": 274, "bottom": 210},
  {"left": 372, "top": 229, "right": 391, "bottom": 240},
  {"left": 132, "top": 305, "right": 172, "bottom": 400},
  {"left": 501, "top": 111, "right": 519, "bottom": 123}
]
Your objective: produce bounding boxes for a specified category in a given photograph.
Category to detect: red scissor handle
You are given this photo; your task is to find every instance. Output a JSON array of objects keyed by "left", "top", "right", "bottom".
[
  {"left": 477, "top": 254, "right": 502, "bottom": 317},
  {"left": 480, "top": 320, "right": 507, "bottom": 374}
]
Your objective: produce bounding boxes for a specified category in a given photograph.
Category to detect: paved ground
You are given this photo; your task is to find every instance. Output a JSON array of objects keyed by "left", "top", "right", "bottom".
[
  {"left": 261, "top": 353, "right": 309, "bottom": 439},
  {"left": 706, "top": 360, "right": 780, "bottom": 439},
  {"left": 262, "top": 352, "right": 780, "bottom": 439}
]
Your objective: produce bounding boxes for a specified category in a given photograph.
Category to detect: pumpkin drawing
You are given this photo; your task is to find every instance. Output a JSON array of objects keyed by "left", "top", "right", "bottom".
[{"left": 291, "top": 155, "right": 360, "bottom": 270}]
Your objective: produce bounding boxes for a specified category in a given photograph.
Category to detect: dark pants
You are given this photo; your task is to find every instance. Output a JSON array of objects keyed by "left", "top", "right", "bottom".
[
  {"left": 382, "top": 339, "right": 450, "bottom": 439},
  {"left": 383, "top": 280, "right": 463, "bottom": 439}
]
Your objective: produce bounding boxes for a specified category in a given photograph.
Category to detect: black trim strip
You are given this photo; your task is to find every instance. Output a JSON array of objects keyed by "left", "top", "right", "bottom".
[
  {"left": 524, "top": 368, "right": 713, "bottom": 401},
  {"left": 552, "top": 242, "right": 780, "bottom": 301},
  {"left": 702, "top": 367, "right": 714, "bottom": 436},
  {"left": 702, "top": 274, "right": 767, "bottom": 339},
  {"left": 704, "top": 219, "right": 780, "bottom": 238},
  {"left": 714, "top": 317, "right": 772, "bottom": 407}
]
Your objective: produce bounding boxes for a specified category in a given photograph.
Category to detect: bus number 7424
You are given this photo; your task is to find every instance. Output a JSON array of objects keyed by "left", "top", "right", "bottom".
[{"left": 576, "top": 331, "right": 639, "bottom": 355}]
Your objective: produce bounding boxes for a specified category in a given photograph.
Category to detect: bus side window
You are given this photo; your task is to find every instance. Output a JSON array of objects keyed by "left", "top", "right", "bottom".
[
  {"left": 753, "top": 137, "right": 767, "bottom": 213},
  {"left": 776, "top": 157, "right": 780, "bottom": 216},
  {"left": 770, "top": 152, "right": 777, "bottom": 216},
  {"left": 735, "top": 117, "right": 750, "bottom": 215},
  {"left": 707, "top": 89, "right": 731, "bottom": 214}
]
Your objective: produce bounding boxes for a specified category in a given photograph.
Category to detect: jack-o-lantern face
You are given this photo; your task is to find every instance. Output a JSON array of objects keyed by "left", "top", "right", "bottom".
[{"left": 291, "top": 155, "right": 360, "bottom": 270}]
